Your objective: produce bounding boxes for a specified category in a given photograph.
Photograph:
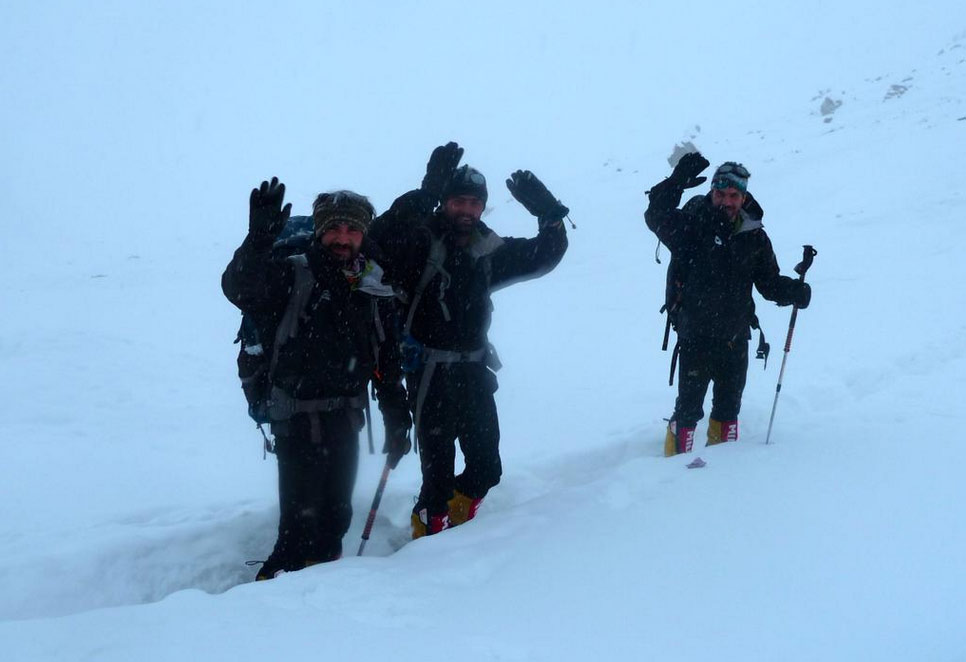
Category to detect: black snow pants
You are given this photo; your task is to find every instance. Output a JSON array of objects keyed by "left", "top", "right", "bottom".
[
  {"left": 672, "top": 336, "right": 749, "bottom": 428},
  {"left": 270, "top": 409, "right": 363, "bottom": 566},
  {"left": 411, "top": 362, "right": 502, "bottom": 516}
]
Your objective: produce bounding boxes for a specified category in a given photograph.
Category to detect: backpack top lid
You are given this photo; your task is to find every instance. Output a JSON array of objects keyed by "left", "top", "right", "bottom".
[{"left": 273, "top": 215, "right": 314, "bottom": 252}]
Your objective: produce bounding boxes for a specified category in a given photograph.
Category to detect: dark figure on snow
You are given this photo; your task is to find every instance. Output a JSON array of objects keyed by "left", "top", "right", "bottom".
[
  {"left": 644, "top": 153, "right": 811, "bottom": 456},
  {"left": 369, "top": 142, "right": 569, "bottom": 538},
  {"left": 223, "top": 179, "right": 411, "bottom": 580}
]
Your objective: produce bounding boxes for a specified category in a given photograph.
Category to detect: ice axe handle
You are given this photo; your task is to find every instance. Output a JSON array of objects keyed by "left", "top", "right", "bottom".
[{"left": 794, "top": 245, "right": 817, "bottom": 279}]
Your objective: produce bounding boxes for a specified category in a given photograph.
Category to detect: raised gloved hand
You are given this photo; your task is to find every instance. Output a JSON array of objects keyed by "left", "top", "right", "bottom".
[
  {"left": 383, "top": 424, "right": 412, "bottom": 469},
  {"left": 249, "top": 177, "right": 291, "bottom": 239},
  {"left": 794, "top": 281, "right": 812, "bottom": 309},
  {"left": 668, "top": 152, "right": 710, "bottom": 190},
  {"left": 506, "top": 170, "right": 569, "bottom": 223},
  {"left": 421, "top": 142, "right": 464, "bottom": 201}
]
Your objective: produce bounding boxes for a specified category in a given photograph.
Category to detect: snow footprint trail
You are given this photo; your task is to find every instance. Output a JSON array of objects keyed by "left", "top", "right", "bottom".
[{"left": 0, "top": 502, "right": 275, "bottom": 621}]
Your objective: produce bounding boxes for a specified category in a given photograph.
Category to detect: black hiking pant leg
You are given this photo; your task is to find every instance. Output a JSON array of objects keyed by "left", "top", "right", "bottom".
[
  {"left": 672, "top": 338, "right": 714, "bottom": 428},
  {"left": 273, "top": 410, "right": 361, "bottom": 565},
  {"left": 709, "top": 339, "right": 749, "bottom": 422},
  {"left": 414, "top": 381, "right": 460, "bottom": 516},
  {"left": 453, "top": 378, "right": 502, "bottom": 501},
  {"left": 414, "top": 364, "right": 502, "bottom": 514}
]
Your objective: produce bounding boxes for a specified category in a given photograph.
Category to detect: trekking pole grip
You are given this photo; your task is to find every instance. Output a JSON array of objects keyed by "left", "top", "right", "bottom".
[
  {"left": 784, "top": 245, "right": 817, "bottom": 351},
  {"left": 794, "top": 245, "right": 817, "bottom": 280}
]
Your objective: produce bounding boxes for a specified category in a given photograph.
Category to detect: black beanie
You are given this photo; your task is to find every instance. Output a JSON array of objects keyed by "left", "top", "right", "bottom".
[{"left": 440, "top": 165, "right": 488, "bottom": 206}]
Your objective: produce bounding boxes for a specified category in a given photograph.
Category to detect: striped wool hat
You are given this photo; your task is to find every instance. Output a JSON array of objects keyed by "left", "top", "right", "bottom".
[{"left": 312, "top": 190, "right": 375, "bottom": 235}]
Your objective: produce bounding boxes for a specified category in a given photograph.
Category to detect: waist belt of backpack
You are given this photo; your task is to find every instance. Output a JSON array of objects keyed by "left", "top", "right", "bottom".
[
  {"left": 423, "top": 347, "right": 488, "bottom": 364},
  {"left": 412, "top": 345, "right": 491, "bottom": 453},
  {"left": 268, "top": 385, "right": 366, "bottom": 421}
]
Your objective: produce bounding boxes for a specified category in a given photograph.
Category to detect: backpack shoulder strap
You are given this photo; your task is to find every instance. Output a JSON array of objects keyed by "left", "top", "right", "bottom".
[
  {"left": 403, "top": 230, "right": 448, "bottom": 336},
  {"left": 269, "top": 254, "right": 316, "bottom": 378}
]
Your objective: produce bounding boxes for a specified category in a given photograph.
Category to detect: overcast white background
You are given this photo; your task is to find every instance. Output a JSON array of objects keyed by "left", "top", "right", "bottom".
[{"left": 2, "top": 2, "right": 965, "bottom": 660}]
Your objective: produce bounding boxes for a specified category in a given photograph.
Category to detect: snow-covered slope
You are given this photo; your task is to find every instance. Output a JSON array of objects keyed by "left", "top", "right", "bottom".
[{"left": 2, "top": 4, "right": 965, "bottom": 661}]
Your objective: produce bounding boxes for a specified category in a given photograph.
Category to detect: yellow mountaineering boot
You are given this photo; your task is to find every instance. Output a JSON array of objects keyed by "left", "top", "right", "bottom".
[
  {"left": 447, "top": 490, "right": 484, "bottom": 527},
  {"left": 664, "top": 421, "right": 695, "bottom": 457},
  {"left": 411, "top": 508, "right": 449, "bottom": 540},
  {"left": 411, "top": 511, "right": 426, "bottom": 540},
  {"left": 664, "top": 426, "right": 677, "bottom": 457},
  {"left": 706, "top": 419, "right": 738, "bottom": 446}
]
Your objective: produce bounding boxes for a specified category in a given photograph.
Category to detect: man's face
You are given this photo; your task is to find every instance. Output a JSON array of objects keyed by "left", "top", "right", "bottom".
[
  {"left": 442, "top": 195, "right": 485, "bottom": 236},
  {"left": 318, "top": 222, "right": 364, "bottom": 263},
  {"left": 711, "top": 187, "right": 746, "bottom": 221}
]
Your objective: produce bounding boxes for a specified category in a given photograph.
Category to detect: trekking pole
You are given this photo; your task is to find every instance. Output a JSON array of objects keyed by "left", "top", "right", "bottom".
[
  {"left": 765, "top": 245, "right": 817, "bottom": 445},
  {"left": 357, "top": 457, "right": 393, "bottom": 556}
]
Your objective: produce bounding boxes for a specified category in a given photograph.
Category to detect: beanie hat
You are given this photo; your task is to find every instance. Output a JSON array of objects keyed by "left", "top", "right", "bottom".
[
  {"left": 440, "top": 165, "right": 488, "bottom": 206},
  {"left": 312, "top": 190, "right": 375, "bottom": 236},
  {"left": 711, "top": 162, "right": 750, "bottom": 192}
]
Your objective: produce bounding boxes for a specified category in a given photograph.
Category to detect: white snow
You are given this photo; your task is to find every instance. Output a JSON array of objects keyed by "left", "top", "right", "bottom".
[{"left": 2, "top": 2, "right": 966, "bottom": 660}]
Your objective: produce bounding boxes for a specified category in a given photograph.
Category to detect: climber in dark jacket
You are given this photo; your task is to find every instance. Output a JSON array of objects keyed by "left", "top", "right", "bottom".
[
  {"left": 369, "top": 142, "right": 569, "bottom": 538},
  {"left": 645, "top": 153, "right": 811, "bottom": 456},
  {"left": 223, "top": 179, "right": 410, "bottom": 579}
]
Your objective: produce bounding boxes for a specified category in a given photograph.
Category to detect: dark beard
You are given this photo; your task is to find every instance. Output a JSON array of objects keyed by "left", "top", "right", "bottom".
[
  {"left": 325, "top": 242, "right": 359, "bottom": 265},
  {"left": 446, "top": 214, "right": 477, "bottom": 237}
]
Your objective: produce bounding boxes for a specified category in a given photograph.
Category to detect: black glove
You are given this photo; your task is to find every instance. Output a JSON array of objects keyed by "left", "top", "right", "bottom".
[
  {"left": 668, "top": 152, "right": 710, "bottom": 190},
  {"left": 794, "top": 281, "right": 812, "bottom": 309},
  {"left": 421, "top": 142, "right": 464, "bottom": 201},
  {"left": 383, "top": 424, "right": 412, "bottom": 469},
  {"left": 249, "top": 177, "right": 291, "bottom": 239},
  {"left": 506, "top": 170, "right": 569, "bottom": 223}
]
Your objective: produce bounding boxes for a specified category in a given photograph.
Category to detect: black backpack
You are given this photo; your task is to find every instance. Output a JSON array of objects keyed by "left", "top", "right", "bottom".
[{"left": 234, "top": 215, "right": 315, "bottom": 426}]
